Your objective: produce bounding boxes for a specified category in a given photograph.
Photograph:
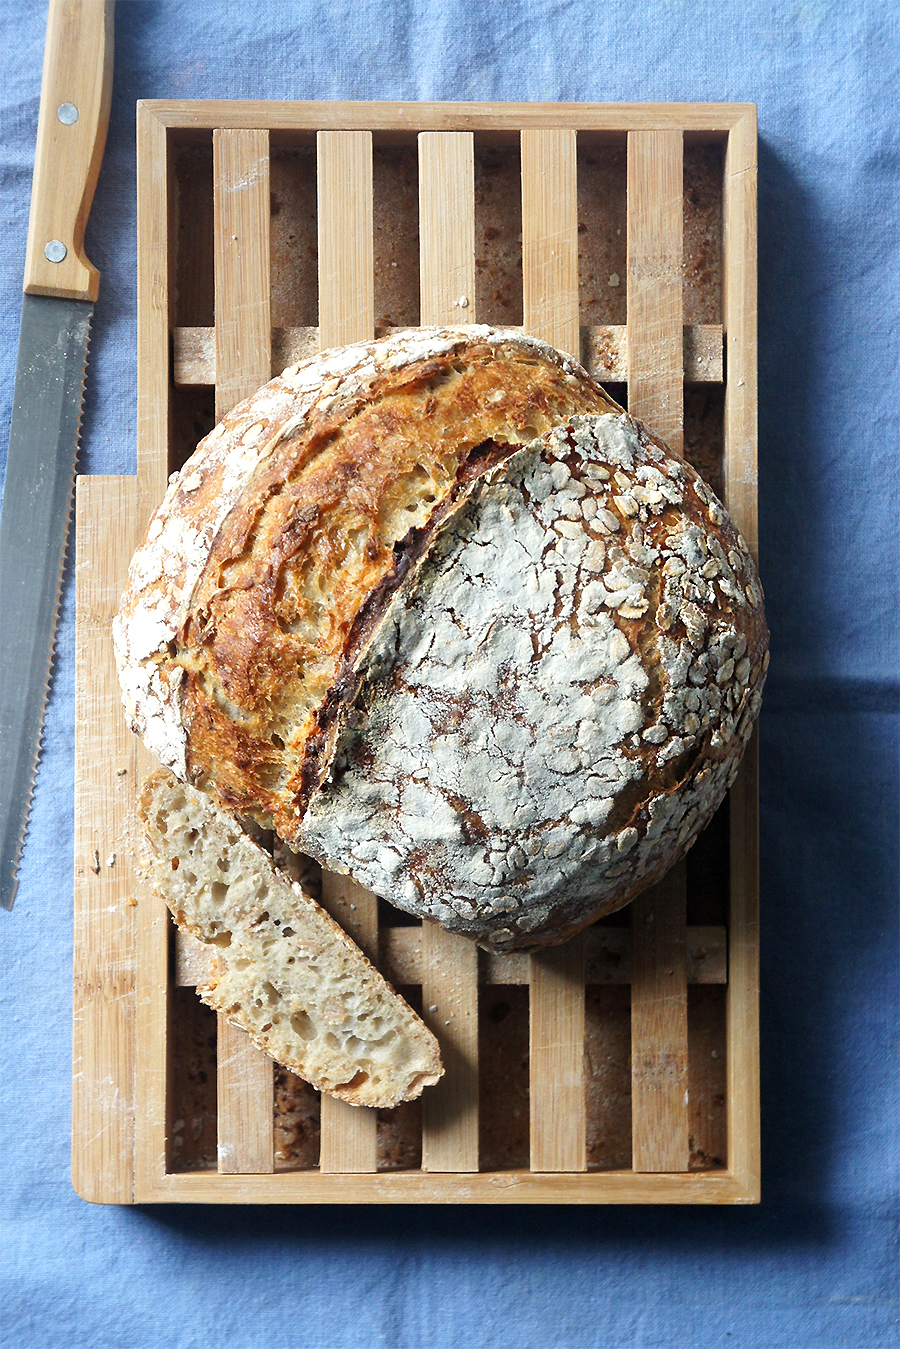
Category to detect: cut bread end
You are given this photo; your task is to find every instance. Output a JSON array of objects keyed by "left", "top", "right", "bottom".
[{"left": 138, "top": 770, "right": 443, "bottom": 1108}]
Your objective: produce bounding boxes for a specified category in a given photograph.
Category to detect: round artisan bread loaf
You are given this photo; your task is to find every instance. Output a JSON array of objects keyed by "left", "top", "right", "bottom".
[
  {"left": 115, "top": 326, "right": 768, "bottom": 952},
  {"left": 114, "top": 326, "right": 620, "bottom": 832},
  {"left": 297, "top": 413, "right": 768, "bottom": 950}
]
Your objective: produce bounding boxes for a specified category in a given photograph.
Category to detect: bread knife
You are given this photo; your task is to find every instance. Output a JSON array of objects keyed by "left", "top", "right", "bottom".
[{"left": 0, "top": 0, "right": 113, "bottom": 910}]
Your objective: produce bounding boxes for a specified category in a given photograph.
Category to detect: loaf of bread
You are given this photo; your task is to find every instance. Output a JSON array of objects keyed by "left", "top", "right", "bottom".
[
  {"left": 139, "top": 769, "right": 442, "bottom": 1107},
  {"left": 116, "top": 326, "right": 768, "bottom": 952}
]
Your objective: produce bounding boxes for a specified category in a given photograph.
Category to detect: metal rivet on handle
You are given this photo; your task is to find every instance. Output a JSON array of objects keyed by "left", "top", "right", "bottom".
[
  {"left": 57, "top": 103, "right": 79, "bottom": 124},
  {"left": 44, "top": 240, "right": 67, "bottom": 263}
]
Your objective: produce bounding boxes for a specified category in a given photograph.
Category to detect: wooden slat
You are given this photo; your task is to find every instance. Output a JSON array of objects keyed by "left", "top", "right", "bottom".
[
  {"left": 727, "top": 737, "right": 761, "bottom": 1195},
  {"left": 315, "top": 129, "right": 379, "bottom": 1173},
  {"left": 216, "top": 1017, "right": 274, "bottom": 1174},
  {"left": 520, "top": 126, "right": 585, "bottom": 1170},
  {"left": 142, "top": 1164, "right": 752, "bottom": 1205},
  {"left": 529, "top": 938, "right": 587, "bottom": 1172},
  {"left": 494, "top": 926, "right": 727, "bottom": 988},
  {"left": 317, "top": 130, "right": 374, "bottom": 348},
  {"left": 318, "top": 873, "right": 379, "bottom": 1173},
  {"left": 625, "top": 126, "right": 690, "bottom": 1174},
  {"left": 133, "top": 103, "right": 176, "bottom": 1202},
  {"left": 73, "top": 476, "right": 141, "bottom": 1204},
  {"left": 146, "top": 100, "right": 755, "bottom": 135},
  {"left": 213, "top": 129, "right": 271, "bottom": 419},
  {"left": 173, "top": 323, "right": 724, "bottom": 387},
  {"left": 627, "top": 128, "right": 684, "bottom": 455},
  {"left": 630, "top": 871, "right": 690, "bottom": 1173},
  {"left": 418, "top": 132, "right": 476, "bottom": 324},
  {"left": 583, "top": 322, "right": 722, "bottom": 384},
  {"left": 521, "top": 128, "right": 579, "bottom": 358},
  {"left": 210, "top": 126, "right": 275, "bottom": 1172},
  {"left": 722, "top": 111, "right": 759, "bottom": 561},
  {"left": 133, "top": 784, "right": 171, "bottom": 1202},
  {"left": 136, "top": 99, "right": 170, "bottom": 505},
  {"left": 420, "top": 922, "right": 479, "bottom": 1172},
  {"left": 177, "top": 923, "right": 729, "bottom": 989},
  {"left": 175, "top": 929, "right": 213, "bottom": 986},
  {"left": 722, "top": 112, "right": 760, "bottom": 1198},
  {"left": 416, "top": 130, "right": 480, "bottom": 1173}
]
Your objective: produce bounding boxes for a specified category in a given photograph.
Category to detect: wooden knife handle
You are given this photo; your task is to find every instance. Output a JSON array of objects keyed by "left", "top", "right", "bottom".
[{"left": 23, "top": 0, "right": 114, "bottom": 303}]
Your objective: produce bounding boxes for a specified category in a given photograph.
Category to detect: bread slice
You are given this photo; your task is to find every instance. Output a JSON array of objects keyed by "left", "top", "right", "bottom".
[
  {"left": 114, "top": 327, "right": 619, "bottom": 839},
  {"left": 139, "top": 769, "right": 442, "bottom": 1108}
]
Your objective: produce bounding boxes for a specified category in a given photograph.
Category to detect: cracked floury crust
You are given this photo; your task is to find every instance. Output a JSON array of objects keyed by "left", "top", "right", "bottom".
[
  {"left": 113, "top": 326, "right": 619, "bottom": 831},
  {"left": 296, "top": 413, "right": 768, "bottom": 951}
]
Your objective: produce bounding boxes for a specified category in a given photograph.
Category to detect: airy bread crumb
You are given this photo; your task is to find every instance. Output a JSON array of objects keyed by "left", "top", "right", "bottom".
[{"left": 139, "top": 769, "right": 442, "bottom": 1108}]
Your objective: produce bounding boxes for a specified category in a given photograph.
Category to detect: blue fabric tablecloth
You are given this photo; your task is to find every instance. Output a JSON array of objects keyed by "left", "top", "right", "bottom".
[{"left": 2, "top": 3, "right": 898, "bottom": 1346}]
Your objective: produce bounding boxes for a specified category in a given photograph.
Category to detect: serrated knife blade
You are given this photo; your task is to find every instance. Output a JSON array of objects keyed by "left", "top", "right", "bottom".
[
  {"left": 0, "top": 0, "right": 113, "bottom": 910},
  {"left": 0, "top": 295, "right": 92, "bottom": 909}
]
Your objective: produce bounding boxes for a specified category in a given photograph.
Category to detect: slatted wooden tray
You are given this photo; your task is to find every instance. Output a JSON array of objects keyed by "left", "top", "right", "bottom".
[{"left": 73, "top": 100, "right": 759, "bottom": 1204}]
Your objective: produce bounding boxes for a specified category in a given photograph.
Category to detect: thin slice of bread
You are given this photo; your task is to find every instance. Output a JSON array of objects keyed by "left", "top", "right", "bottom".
[{"left": 139, "top": 770, "right": 443, "bottom": 1108}]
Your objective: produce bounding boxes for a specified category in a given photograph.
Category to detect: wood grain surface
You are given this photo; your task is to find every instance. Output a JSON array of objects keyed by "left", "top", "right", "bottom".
[
  {"left": 722, "top": 110, "right": 761, "bottom": 1201},
  {"left": 317, "top": 131, "right": 374, "bottom": 348},
  {"left": 529, "top": 939, "right": 587, "bottom": 1172},
  {"left": 419, "top": 132, "right": 476, "bottom": 326},
  {"left": 624, "top": 127, "right": 691, "bottom": 1173},
  {"left": 520, "top": 124, "right": 586, "bottom": 1170},
  {"left": 75, "top": 100, "right": 759, "bottom": 1205},
  {"left": 142, "top": 100, "right": 754, "bottom": 134},
  {"left": 315, "top": 130, "right": 380, "bottom": 1172},
  {"left": 318, "top": 873, "right": 380, "bottom": 1174},
  {"left": 213, "top": 129, "right": 272, "bottom": 419},
  {"left": 24, "top": 0, "right": 113, "bottom": 302},
  {"left": 176, "top": 924, "right": 729, "bottom": 991},
  {"left": 216, "top": 1018, "right": 275, "bottom": 1175},
  {"left": 417, "top": 131, "right": 481, "bottom": 1173},
  {"left": 421, "top": 922, "right": 480, "bottom": 1172},
  {"left": 173, "top": 323, "right": 724, "bottom": 387},
  {"left": 211, "top": 126, "right": 276, "bottom": 1172},
  {"left": 627, "top": 129, "right": 684, "bottom": 455},
  {"left": 630, "top": 873, "right": 689, "bottom": 1173},
  {"left": 72, "top": 475, "right": 141, "bottom": 1204},
  {"left": 521, "top": 128, "right": 579, "bottom": 359}
]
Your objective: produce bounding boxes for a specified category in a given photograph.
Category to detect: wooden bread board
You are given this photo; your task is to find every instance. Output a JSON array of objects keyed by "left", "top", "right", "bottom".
[{"left": 73, "top": 100, "right": 759, "bottom": 1204}]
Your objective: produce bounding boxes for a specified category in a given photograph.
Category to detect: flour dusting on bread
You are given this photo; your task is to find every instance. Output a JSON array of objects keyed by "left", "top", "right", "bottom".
[{"left": 297, "top": 413, "right": 767, "bottom": 949}]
